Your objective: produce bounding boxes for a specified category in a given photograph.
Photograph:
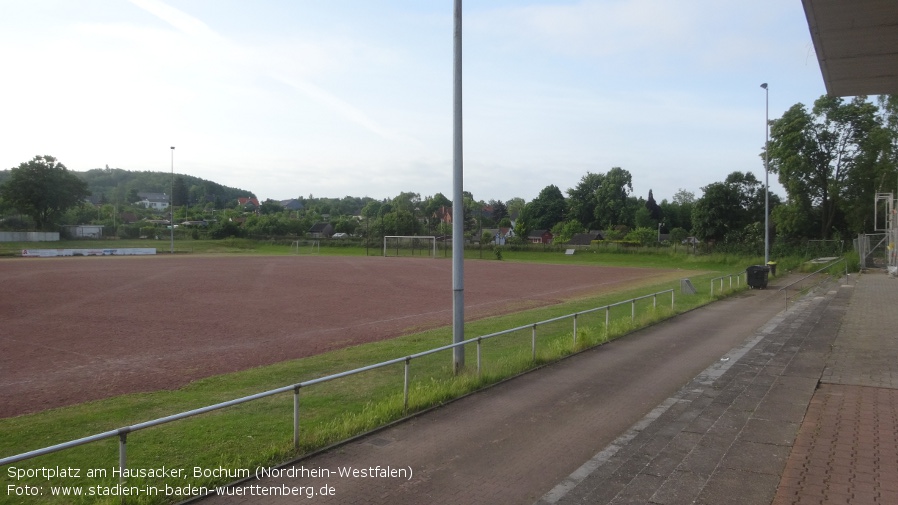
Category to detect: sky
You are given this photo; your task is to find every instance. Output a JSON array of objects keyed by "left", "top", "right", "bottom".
[{"left": 0, "top": 0, "right": 828, "bottom": 205}]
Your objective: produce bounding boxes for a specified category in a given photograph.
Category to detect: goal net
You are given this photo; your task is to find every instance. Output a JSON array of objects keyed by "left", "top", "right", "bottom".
[
  {"left": 383, "top": 236, "right": 437, "bottom": 258},
  {"left": 291, "top": 240, "right": 320, "bottom": 255}
]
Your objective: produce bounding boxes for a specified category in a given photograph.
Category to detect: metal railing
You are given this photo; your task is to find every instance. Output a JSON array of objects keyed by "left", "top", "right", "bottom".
[
  {"left": 0, "top": 288, "right": 676, "bottom": 490},
  {"left": 777, "top": 258, "right": 848, "bottom": 302},
  {"left": 710, "top": 271, "right": 746, "bottom": 296}
]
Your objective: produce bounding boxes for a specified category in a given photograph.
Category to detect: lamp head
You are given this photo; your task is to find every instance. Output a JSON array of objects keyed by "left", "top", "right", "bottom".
[
  {"left": 760, "top": 83, "right": 768, "bottom": 90},
  {"left": 170, "top": 146, "right": 175, "bottom": 150}
]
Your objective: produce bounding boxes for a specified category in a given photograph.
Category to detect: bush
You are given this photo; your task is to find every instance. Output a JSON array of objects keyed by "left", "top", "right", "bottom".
[
  {"left": 117, "top": 224, "right": 141, "bottom": 239},
  {"left": 210, "top": 220, "right": 245, "bottom": 239}
]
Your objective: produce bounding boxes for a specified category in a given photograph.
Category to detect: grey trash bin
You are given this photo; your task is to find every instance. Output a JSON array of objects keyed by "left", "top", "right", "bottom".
[{"left": 746, "top": 265, "right": 769, "bottom": 289}]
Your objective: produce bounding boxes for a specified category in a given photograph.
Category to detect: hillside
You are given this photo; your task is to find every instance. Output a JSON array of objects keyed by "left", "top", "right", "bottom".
[{"left": 0, "top": 167, "right": 255, "bottom": 207}]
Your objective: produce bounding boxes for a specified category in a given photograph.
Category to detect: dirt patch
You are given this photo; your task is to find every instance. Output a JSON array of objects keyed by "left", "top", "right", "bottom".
[{"left": 0, "top": 255, "right": 681, "bottom": 417}]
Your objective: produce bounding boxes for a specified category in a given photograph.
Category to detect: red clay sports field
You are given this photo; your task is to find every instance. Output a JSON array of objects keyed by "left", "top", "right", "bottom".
[{"left": 0, "top": 255, "right": 683, "bottom": 418}]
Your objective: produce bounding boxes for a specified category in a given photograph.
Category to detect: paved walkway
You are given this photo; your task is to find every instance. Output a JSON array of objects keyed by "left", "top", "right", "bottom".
[
  {"left": 544, "top": 270, "right": 898, "bottom": 505},
  {"left": 199, "top": 270, "right": 898, "bottom": 505}
]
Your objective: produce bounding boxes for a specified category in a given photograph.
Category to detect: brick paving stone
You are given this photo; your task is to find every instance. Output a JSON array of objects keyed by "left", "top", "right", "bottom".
[{"left": 771, "top": 272, "right": 898, "bottom": 505}]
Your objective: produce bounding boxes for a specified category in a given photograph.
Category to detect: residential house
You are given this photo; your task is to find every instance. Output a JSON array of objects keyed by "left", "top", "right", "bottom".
[
  {"left": 483, "top": 227, "right": 515, "bottom": 245},
  {"left": 567, "top": 232, "right": 603, "bottom": 246},
  {"left": 137, "top": 192, "right": 170, "bottom": 211},
  {"left": 528, "top": 229, "right": 554, "bottom": 244},
  {"left": 279, "top": 199, "right": 305, "bottom": 211},
  {"left": 238, "top": 197, "right": 260, "bottom": 212},
  {"left": 309, "top": 222, "right": 334, "bottom": 239},
  {"left": 433, "top": 205, "right": 452, "bottom": 226}
]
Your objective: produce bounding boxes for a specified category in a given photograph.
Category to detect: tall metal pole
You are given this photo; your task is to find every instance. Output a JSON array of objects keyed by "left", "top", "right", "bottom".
[
  {"left": 761, "top": 83, "right": 769, "bottom": 265},
  {"left": 170, "top": 146, "right": 175, "bottom": 254},
  {"left": 451, "top": 0, "right": 465, "bottom": 373}
]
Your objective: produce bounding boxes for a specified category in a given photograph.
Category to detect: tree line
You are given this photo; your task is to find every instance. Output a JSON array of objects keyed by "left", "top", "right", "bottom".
[{"left": 1, "top": 94, "right": 896, "bottom": 252}]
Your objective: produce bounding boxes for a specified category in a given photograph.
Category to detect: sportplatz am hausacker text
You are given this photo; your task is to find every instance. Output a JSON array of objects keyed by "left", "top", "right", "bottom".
[{"left": 6, "top": 464, "right": 413, "bottom": 499}]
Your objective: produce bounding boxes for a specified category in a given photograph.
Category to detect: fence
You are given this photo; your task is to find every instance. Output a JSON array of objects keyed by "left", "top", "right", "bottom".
[
  {"left": 709, "top": 271, "right": 746, "bottom": 296},
  {"left": 776, "top": 258, "right": 848, "bottom": 304},
  {"left": 0, "top": 288, "right": 676, "bottom": 491},
  {"left": 0, "top": 231, "right": 60, "bottom": 242}
]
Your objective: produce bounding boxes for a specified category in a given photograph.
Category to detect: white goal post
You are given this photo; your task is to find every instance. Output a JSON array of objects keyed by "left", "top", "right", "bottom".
[
  {"left": 291, "top": 240, "right": 320, "bottom": 255},
  {"left": 383, "top": 236, "right": 437, "bottom": 258}
]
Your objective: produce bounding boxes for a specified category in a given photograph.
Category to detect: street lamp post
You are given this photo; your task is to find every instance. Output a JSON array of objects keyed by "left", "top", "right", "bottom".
[
  {"left": 170, "top": 146, "right": 175, "bottom": 254},
  {"left": 760, "top": 83, "right": 769, "bottom": 265}
]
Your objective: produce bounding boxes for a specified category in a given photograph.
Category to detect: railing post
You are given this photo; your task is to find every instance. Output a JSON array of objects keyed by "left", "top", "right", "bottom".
[
  {"left": 476, "top": 338, "right": 482, "bottom": 377},
  {"left": 531, "top": 324, "right": 537, "bottom": 360},
  {"left": 653, "top": 293, "right": 657, "bottom": 309},
  {"left": 293, "top": 386, "right": 301, "bottom": 449},
  {"left": 403, "top": 357, "right": 411, "bottom": 412},
  {"left": 118, "top": 432, "right": 127, "bottom": 487},
  {"left": 631, "top": 300, "right": 636, "bottom": 321},
  {"left": 671, "top": 290, "right": 675, "bottom": 310},
  {"left": 711, "top": 280, "right": 714, "bottom": 296},
  {"left": 572, "top": 314, "right": 578, "bottom": 347},
  {"left": 605, "top": 307, "right": 610, "bottom": 338}
]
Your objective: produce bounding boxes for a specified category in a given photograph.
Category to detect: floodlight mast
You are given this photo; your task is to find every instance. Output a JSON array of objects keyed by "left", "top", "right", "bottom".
[
  {"left": 170, "top": 146, "right": 175, "bottom": 254},
  {"left": 451, "top": 0, "right": 465, "bottom": 373},
  {"left": 760, "top": 83, "right": 769, "bottom": 265}
]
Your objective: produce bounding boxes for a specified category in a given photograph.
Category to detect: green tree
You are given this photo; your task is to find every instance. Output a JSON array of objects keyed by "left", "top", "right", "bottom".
[
  {"left": 691, "top": 172, "right": 779, "bottom": 244},
  {"left": 645, "top": 189, "right": 662, "bottom": 221},
  {"left": 691, "top": 181, "right": 745, "bottom": 242},
  {"left": 840, "top": 95, "right": 898, "bottom": 233},
  {"left": 625, "top": 227, "right": 657, "bottom": 246},
  {"left": 259, "top": 199, "right": 283, "bottom": 215},
  {"left": 550, "top": 219, "right": 585, "bottom": 244},
  {"left": 0, "top": 155, "right": 90, "bottom": 230},
  {"left": 422, "top": 193, "right": 451, "bottom": 233},
  {"left": 172, "top": 176, "right": 189, "bottom": 207},
  {"left": 768, "top": 95, "right": 881, "bottom": 239},
  {"left": 391, "top": 191, "right": 421, "bottom": 212},
  {"left": 382, "top": 209, "right": 419, "bottom": 235},
  {"left": 361, "top": 200, "right": 383, "bottom": 219},
  {"left": 512, "top": 216, "right": 529, "bottom": 244},
  {"left": 634, "top": 206, "right": 655, "bottom": 229},
  {"left": 593, "top": 167, "right": 633, "bottom": 229},
  {"left": 522, "top": 184, "right": 566, "bottom": 230},
  {"left": 770, "top": 199, "right": 816, "bottom": 240},
  {"left": 333, "top": 216, "right": 359, "bottom": 235},
  {"left": 660, "top": 189, "right": 695, "bottom": 232},
  {"left": 567, "top": 172, "right": 603, "bottom": 229},
  {"left": 669, "top": 227, "right": 689, "bottom": 250},
  {"left": 505, "top": 197, "right": 526, "bottom": 220},
  {"left": 423, "top": 193, "right": 451, "bottom": 216},
  {"left": 488, "top": 199, "right": 508, "bottom": 222}
]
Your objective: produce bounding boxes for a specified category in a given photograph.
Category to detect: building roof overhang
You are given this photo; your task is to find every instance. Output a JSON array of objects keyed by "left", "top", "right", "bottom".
[{"left": 802, "top": 0, "right": 898, "bottom": 96}]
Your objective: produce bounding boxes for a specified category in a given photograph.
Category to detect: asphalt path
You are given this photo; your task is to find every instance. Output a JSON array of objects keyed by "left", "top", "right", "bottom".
[{"left": 203, "top": 280, "right": 794, "bottom": 505}]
